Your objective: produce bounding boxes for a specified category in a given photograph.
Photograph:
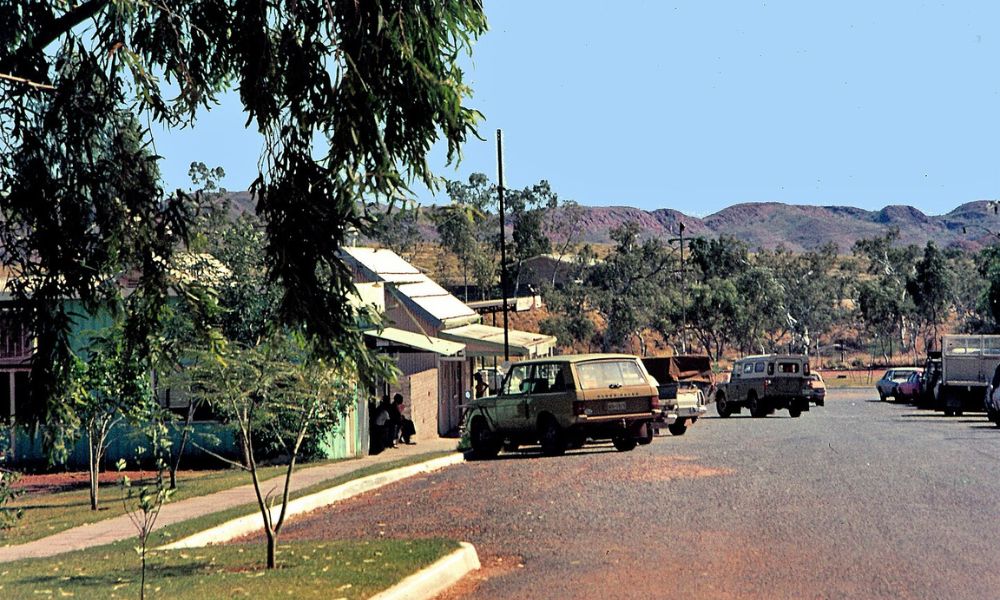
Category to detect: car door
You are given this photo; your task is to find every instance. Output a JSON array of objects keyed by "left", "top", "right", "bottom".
[
  {"left": 496, "top": 363, "right": 533, "bottom": 434},
  {"left": 525, "top": 362, "right": 574, "bottom": 427},
  {"left": 728, "top": 362, "right": 747, "bottom": 400},
  {"left": 878, "top": 370, "right": 893, "bottom": 394}
]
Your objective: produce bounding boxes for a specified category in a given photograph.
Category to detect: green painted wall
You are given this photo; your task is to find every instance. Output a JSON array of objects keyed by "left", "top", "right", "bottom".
[{"left": 9, "top": 421, "right": 237, "bottom": 469}]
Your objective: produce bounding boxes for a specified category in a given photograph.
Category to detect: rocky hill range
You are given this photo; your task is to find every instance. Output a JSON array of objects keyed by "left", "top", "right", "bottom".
[{"left": 223, "top": 191, "right": 1000, "bottom": 252}]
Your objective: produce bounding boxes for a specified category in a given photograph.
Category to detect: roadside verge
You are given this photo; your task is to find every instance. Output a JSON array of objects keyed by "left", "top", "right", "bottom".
[{"left": 160, "top": 452, "right": 466, "bottom": 549}]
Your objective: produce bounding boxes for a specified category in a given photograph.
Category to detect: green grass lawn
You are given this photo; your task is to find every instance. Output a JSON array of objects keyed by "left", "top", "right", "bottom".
[
  {"left": 2, "top": 451, "right": 461, "bottom": 599},
  {"left": 0, "top": 538, "right": 460, "bottom": 599},
  {"left": 2, "top": 451, "right": 454, "bottom": 546}
]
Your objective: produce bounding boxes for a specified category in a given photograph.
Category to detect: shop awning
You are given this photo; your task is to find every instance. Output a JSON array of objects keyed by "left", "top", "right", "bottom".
[
  {"left": 437, "top": 324, "right": 557, "bottom": 358},
  {"left": 364, "top": 327, "right": 465, "bottom": 356}
]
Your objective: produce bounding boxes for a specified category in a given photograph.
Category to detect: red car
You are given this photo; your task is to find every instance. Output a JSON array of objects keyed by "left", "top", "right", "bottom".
[{"left": 894, "top": 371, "right": 922, "bottom": 403}]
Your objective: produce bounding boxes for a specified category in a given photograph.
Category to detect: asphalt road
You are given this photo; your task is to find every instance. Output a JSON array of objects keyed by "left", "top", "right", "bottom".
[{"left": 282, "top": 389, "right": 1000, "bottom": 599}]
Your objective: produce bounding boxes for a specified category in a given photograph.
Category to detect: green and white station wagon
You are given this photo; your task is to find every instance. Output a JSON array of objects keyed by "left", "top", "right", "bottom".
[{"left": 462, "top": 354, "right": 661, "bottom": 458}]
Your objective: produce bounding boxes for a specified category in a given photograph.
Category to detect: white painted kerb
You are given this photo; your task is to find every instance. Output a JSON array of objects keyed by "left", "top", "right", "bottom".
[
  {"left": 370, "top": 542, "right": 481, "bottom": 600},
  {"left": 159, "top": 453, "right": 465, "bottom": 549}
]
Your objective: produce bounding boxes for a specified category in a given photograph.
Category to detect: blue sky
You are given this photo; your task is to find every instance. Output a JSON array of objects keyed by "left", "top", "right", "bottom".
[{"left": 155, "top": 1, "right": 1000, "bottom": 216}]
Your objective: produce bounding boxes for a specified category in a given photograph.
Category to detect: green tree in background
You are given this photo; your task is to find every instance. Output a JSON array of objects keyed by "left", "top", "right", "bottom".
[
  {"left": 587, "top": 223, "right": 674, "bottom": 353},
  {"left": 853, "top": 230, "right": 919, "bottom": 360},
  {"left": 907, "top": 242, "right": 954, "bottom": 349},
  {"left": 371, "top": 203, "right": 424, "bottom": 261},
  {"left": 759, "top": 243, "right": 842, "bottom": 355},
  {"left": 435, "top": 173, "right": 497, "bottom": 301}
]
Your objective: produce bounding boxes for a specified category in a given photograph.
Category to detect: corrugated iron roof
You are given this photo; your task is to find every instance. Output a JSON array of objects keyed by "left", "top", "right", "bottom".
[
  {"left": 364, "top": 327, "right": 465, "bottom": 356},
  {"left": 344, "top": 247, "right": 478, "bottom": 325},
  {"left": 438, "top": 323, "right": 556, "bottom": 357},
  {"left": 342, "top": 247, "right": 421, "bottom": 278}
]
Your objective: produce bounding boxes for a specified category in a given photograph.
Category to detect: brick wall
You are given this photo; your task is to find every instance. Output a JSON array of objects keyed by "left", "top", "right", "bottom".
[{"left": 390, "top": 367, "right": 438, "bottom": 442}]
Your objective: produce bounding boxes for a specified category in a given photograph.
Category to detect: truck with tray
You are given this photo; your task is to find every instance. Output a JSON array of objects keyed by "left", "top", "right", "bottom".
[
  {"left": 936, "top": 335, "right": 1000, "bottom": 416},
  {"left": 641, "top": 355, "right": 713, "bottom": 436}
]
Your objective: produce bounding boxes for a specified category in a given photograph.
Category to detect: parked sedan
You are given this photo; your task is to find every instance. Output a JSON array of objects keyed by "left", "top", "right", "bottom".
[
  {"left": 894, "top": 371, "right": 922, "bottom": 403},
  {"left": 875, "top": 368, "right": 919, "bottom": 401},
  {"left": 807, "top": 372, "right": 826, "bottom": 406}
]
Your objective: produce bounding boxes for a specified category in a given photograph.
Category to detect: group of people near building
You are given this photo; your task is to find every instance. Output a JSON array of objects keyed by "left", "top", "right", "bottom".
[{"left": 369, "top": 393, "right": 416, "bottom": 453}]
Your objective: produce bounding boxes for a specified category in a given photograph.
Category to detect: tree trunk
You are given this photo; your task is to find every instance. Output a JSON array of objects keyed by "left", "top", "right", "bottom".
[
  {"left": 87, "top": 428, "right": 99, "bottom": 511},
  {"left": 463, "top": 260, "right": 469, "bottom": 302},
  {"left": 170, "top": 401, "right": 197, "bottom": 490},
  {"left": 266, "top": 529, "right": 276, "bottom": 569}
]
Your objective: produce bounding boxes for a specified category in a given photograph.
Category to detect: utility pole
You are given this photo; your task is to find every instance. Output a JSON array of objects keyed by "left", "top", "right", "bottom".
[
  {"left": 497, "top": 129, "right": 510, "bottom": 361},
  {"left": 668, "top": 222, "right": 688, "bottom": 353}
]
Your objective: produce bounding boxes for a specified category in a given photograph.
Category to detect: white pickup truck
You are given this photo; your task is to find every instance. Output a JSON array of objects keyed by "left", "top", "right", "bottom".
[{"left": 641, "top": 355, "right": 713, "bottom": 435}]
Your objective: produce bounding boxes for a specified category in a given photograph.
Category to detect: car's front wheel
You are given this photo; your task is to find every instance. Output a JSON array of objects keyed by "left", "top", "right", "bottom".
[
  {"left": 716, "top": 394, "right": 732, "bottom": 418},
  {"left": 469, "top": 417, "right": 501, "bottom": 460}
]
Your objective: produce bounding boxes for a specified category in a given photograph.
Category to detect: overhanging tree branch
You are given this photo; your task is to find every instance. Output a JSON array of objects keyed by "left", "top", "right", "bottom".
[{"left": 0, "top": 0, "right": 109, "bottom": 75}]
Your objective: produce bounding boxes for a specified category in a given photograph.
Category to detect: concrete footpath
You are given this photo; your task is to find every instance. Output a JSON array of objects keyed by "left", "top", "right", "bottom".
[{"left": 0, "top": 437, "right": 459, "bottom": 561}]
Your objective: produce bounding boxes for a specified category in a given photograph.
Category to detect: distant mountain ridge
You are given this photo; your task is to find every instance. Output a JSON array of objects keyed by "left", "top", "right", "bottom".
[
  {"left": 556, "top": 200, "right": 1000, "bottom": 252},
  {"left": 221, "top": 191, "right": 1000, "bottom": 252}
]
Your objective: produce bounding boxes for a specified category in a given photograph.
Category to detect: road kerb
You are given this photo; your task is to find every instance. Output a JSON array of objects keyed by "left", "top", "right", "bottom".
[
  {"left": 158, "top": 453, "right": 465, "bottom": 550},
  {"left": 370, "top": 541, "right": 481, "bottom": 600}
]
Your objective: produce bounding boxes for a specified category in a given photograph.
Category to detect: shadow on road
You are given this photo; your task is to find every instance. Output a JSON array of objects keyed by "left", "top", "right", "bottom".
[{"left": 464, "top": 446, "right": 622, "bottom": 462}]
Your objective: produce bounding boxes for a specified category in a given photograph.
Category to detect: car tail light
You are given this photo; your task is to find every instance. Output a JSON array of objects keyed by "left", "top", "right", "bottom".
[
  {"left": 650, "top": 395, "right": 660, "bottom": 410},
  {"left": 764, "top": 379, "right": 771, "bottom": 392}
]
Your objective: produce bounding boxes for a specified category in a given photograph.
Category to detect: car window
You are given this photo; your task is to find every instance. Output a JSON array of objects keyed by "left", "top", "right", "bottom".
[
  {"left": 577, "top": 362, "right": 619, "bottom": 390},
  {"left": 576, "top": 361, "right": 643, "bottom": 390},
  {"left": 619, "top": 361, "right": 647, "bottom": 386},
  {"left": 532, "top": 363, "right": 571, "bottom": 393},
  {"left": 778, "top": 362, "right": 800, "bottom": 374},
  {"left": 754, "top": 362, "right": 766, "bottom": 373},
  {"left": 743, "top": 363, "right": 754, "bottom": 374},
  {"left": 503, "top": 364, "right": 531, "bottom": 396},
  {"left": 882, "top": 371, "right": 892, "bottom": 380}
]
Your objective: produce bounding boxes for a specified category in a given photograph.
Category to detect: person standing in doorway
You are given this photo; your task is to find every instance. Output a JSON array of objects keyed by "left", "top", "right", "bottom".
[
  {"left": 392, "top": 393, "right": 417, "bottom": 445},
  {"left": 474, "top": 371, "right": 489, "bottom": 398}
]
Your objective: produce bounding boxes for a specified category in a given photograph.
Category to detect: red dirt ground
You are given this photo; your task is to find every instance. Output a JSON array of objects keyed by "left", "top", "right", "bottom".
[{"left": 12, "top": 470, "right": 202, "bottom": 495}]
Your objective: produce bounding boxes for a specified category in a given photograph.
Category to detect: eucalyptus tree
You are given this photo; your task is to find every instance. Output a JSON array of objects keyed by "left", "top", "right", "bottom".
[
  {"left": 586, "top": 222, "right": 674, "bottom": 353},
  {"left": 435, "top": 173, "right": 497, "bottom": 300},
  {"left": 542, "top": 200, "right": 586, "bottom": 285},
  {"left": 852, "top": 231, "right": 920, "bottom": 358},
  {"left": 759, "top": 243, "right": 841, "bottom": 354},
  {"left": 907, "top": 242, "right": 954, "bottom": 349},
  {"left": 0, "top": 1, "right": 486, "bottom": 458},
  {"left": 371, "top": 203, "right": 424, "bottom": 261}
]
